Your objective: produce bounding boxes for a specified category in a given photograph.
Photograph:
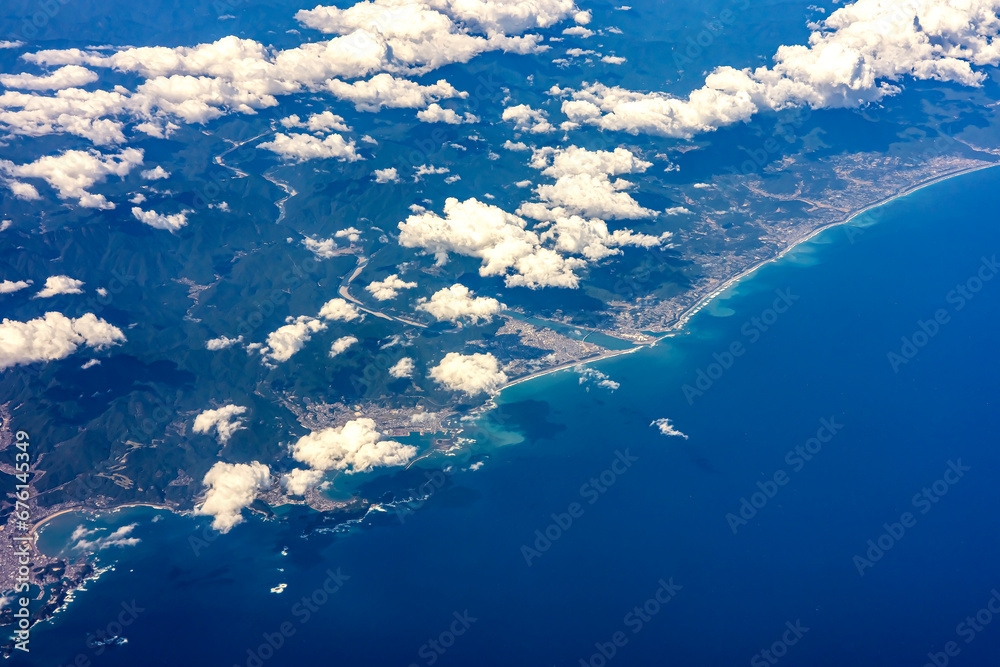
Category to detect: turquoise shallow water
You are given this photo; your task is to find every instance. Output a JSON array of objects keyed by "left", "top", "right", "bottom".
[{"left": 20, "top": 167, "right": 1000, "bottom": 666}]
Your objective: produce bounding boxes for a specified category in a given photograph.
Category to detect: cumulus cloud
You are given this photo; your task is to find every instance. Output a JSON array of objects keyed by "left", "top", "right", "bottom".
[
  {"left": 502, "top": 103, "right": 555, "bottom": 133},
  {"left": 281, "top": 468, "right": 326, "bottom": 495},
  {"left": 302, "top": 236, "right": 341, "bottom": 259},
  {"left": 327, "top": 74, "right": 466, "bottom": 111},
  {"left": 416, "top": 284, "right": 504, "bottom": 323},
  {"left": 195, "top": 461, "right": 271, "bottom": 533},
  {"left": 0, "top": 280, "right": 31, "bottom": 294},
  {"left": 193, "top": 405, "right": 249, "bottom": 444},
  {"left": 516, "top": 145, "right": 657, "bottom": 221},
  {"left": 398, "top": 197, "right": 586, "bottom": 288},
  {"left": 577, "top": 366, "right": 619, "bottom": 391},
  {"left": 0, "top": 312, "right": 125, "bottom": 370},
  {"left": 35, "top": 275, "right": 84, "bottom": 298},
  {"left": 389, "top": 356, "right": 414, "bottom": 378},
  {"left": 416, "top": 103, "right": 479, "bottom": 124},
  {"left": 280, "top": 110, "right": 350, "bottom": 133},
  {"left": 259, "top": 132, "right": 359, "bottom": 162},
  {"left": 601, "top": 55, "right": 627, "bottom": 65},
  {"left": 290, "top": 418, "right": 417, "bottom": 473},
  {"left": 366, "top": 274, "right": 417, "bottom": 300},
  {"left": 72, "top": 523, "right": 142, "bottom": 551},
  {"left": 414, "top": 164, "right": 450, "bottom": 181},
  {"left": 1, "top": 0, "right": 580, "bottom": 146},
  {"left": 140, "top": 165, "right": 169, "bottom": 180},
  {"left": 650, "top": 417, "right": 688, "bottom": 439},
  {"left": 430, "top": 352, "right": 507, "bottom": 395},
  {"left": 0, "top": 65, "right": 99, "bottom": 91},
  {"left": 374, "top": 167, "right": 399, "bottom": 183},
  {"left": 2, "top": 148, "right": 143, "bottom": 208},
  {"left": 329, "top": 335, "right": 359, "bottom": 357},
  {"left": 302, "top": 238, "right": 339, "bottom": 259},
  {"left": 261, "top": 316, "right": 327, "bottom": 363},
  {"left": 131, "top": 206, "right": 189, "bottom": 231},
  {"left": 206, "top": 335, "right": 243, "bottom": 350},
  {"left": 318, "top": 297, "right": 361, "bottom": 321},
  {"left": 557, "top": 0, "right": 1000, "bottom": 138},
  {"left": 335, "top": 227, "right": 362, "bottom": 243}
]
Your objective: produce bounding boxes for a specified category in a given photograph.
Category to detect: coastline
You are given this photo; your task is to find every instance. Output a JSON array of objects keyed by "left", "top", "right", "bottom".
[
  {"left": 492, "top": 162, "right": 1000, "bottom": 399},
  {"left": 31, "top": 502, "right": 174, "bottom": 537}
]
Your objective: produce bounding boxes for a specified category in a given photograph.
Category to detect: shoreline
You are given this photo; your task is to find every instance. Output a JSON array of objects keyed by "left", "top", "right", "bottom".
[
  {"left": 493, "top": 162, "right": 999, "bottom": 399},
  {"left": 30, "top": 502, "right": 175, "bottom": 537}
]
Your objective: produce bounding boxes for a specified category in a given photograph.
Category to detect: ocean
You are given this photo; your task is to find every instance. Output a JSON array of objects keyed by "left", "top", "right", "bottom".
[{"left": 21, "top": 166, "right": 1000, "bottom": 666}]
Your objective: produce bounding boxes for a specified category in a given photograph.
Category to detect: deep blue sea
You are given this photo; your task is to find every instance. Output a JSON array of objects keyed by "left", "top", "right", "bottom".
[{"left": 22, "top": 167, "right": 1000, "bottom": 666}]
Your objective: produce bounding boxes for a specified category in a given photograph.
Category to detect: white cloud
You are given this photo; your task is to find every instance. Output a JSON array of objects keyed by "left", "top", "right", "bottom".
[
  {"left": 73, "top": 523, "right": 142, "bottom": 551},
  {"left": 131, "top": 206, "right": 189, "bottom": 231},
  {"left": 650, "top": 417, "right": 688, "bottom": 439},
  {"left": 2, "top": 148, "right": 143, "bottom": 208},
  {"left": 318, "top": 298, "right": 361, "bottom": 321},
  {"left": 193, "top": 405, "right": 249, "bottom": 444},
  {"left": 664, "top": 206, "right": 691, "bottom": 215},
  {"left": 281, "top": 468, "right": 326, "bottom": 495},
  {"left": 398, "top": 196, "right": 587, "bottom": 288},
  {"left": 0, "top": 312, "right": 125, "bottom": 370},
  {"left": 577, "top": 366, "right": 619, "bottom": 391},
  {"left": 389, "top": 356, "right": 414, "bottom": 378},
  {"left": 327, "top": 74, "right": 466, "bottom": 111},
  {"left": 0, "top": 41, "right": 24, "bottom": 49},
  {"left": 501, "top": 104, "right": 555, "bottom": 133},
  {"left": 261, "top": 316, "right": 327, "bottom": 362},
  {"left": 366, "top": 274, "right": 417, "bottom": 300},
  {"left": 0, "top": 0, "right": 578, "bottom": 147},
  {"left": 329, "top": 335, "right": 359, "bottom": 357},
  {"left": 290, "top": 418, "right": 416, "bottom": 473},
  {"left": 504, "top": 140, "right": 530, "bottom": 151},
  {"left": 374, "top": 167, "right": 399, "bottom": 183},
  {"left": 0, "top": 65, "right": 99, "bottom": 91},
  {"left": 195, "top": 461, "right": 271, "bottom": 533},
  {"left": 259, "top": 132, "right": 359, "bottom": 162},
  {"left": 429, "top": 352, "right": 507, "bottom": 395},
  {"left": 562, "top": 26, "right": 594, "bottom": 37},
  {"left": 558, "top": 0, "right": 1000, "bottom": 138},
  {"left": 0, "top": 280, "right": 31, "bottom": 294},
  {"left": 280, "top": 110, "right": 350, "bottom": 133},
  {"left": 517, "top": 146, "right": 663, "bottom": 228},
  {"left": 35, "top": 275, "right": 84, "bottom": 298},
  {"left": 416, "top": 284, "right": 504, "bottom": 323},
  {"left": 416, "top": 103, "right": 479, "bottom": 124},
  {"left": 601, "top": 55, "right": 626, "bottom": 65},
  {"left": 206, "top": 335, "right": 243, "bottom": 350},
  {"left": 302, "top": 237, "right": 340, "bottom": 259},
  {"left": 414, "top": 164, "right": 450, "bottom": 181},
  {"left": 335, "top": 227, "right": 362, "bottom": 243},
  {"left": 140, "top": 165, "right": 169, "bottom": 180}
]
